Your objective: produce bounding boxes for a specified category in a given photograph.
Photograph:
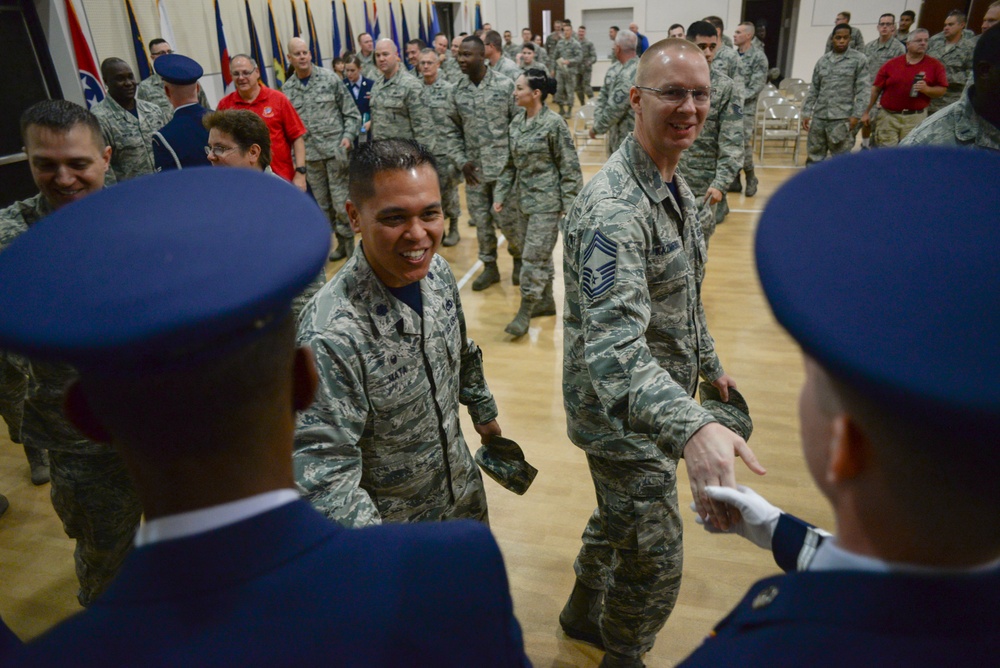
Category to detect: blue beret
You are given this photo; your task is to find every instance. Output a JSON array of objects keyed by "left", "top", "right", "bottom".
[
  {"left": 756, "top": 148, "right": 1000, "bottom": 433},
  {"left": 0, "top": 168, "right": 329, "bottom": 372},
  {"left": 153, "top": 53, "right": 203, "bottom": 85}
]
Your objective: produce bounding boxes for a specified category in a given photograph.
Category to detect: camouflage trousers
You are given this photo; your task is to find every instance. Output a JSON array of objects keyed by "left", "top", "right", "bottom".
[
  {"left": 0, "top": 355, "right": 27, "bottom": 443},
  {"left": 576, "top": 68, "right": 594, "bottom": 105},
  {"left": 435, "top": 158, "right": 463, "bottom": 222},
  {"left": 49, "top": 449, "right": 142, "bottom": 606},
  {"left": 573, "top": 453, "right": 683, "bottom": 659},
  {"left": 806, "top": 118, "right": 854, "bottom": 165},
  {"left": 513, "top": 212, "right": 560, "bottom": 301},
  {"left": 466, "top": 180, "right": 522, "bottom": 265},
  {"left": 556, "top": 67, "right": 578, "bottom": 110},
  {"left": 742, "top": 96, "right": 759, "bottom": 170},
  {"left": 306, "top": 156, "right": 351, "bottom": 238}
]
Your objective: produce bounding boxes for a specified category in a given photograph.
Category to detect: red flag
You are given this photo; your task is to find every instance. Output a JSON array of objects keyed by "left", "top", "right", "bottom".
[{"left": 64, "top": 0, "right": 105, "bottom": 109}]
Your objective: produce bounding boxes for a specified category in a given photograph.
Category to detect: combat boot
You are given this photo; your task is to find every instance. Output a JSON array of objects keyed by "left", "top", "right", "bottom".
[
  {"left": 744, "top": 169, "right": 759, "bottom": 197},
  {"left": 512, "top": 258, "right": 522, "bottom": 286},
  {"left": 24, "top": 445, "right": 49, "bottom": 485},
  {"left": 728, "top": 172, "right": 742, "bottom": 193},
  {"left": 532, "top": 282, "right": 556, "bottom": 317},
  {"left": 504, "top": 298, "right": 535, "bottom": 337},
  {"left": 558, "top": 579, "right": 604, "bottom": 648},
  {"left": 328, "top": 234, "right": 354, "bottom": 261},
  {"left": 442, "top": 218, "right": 460, "bottom": 247},
  {"left": 599, "top": 652, "right": 645, "bottom": 668},
  {"left": 472, "top": 262, "right": 500, "bottom": 291}
]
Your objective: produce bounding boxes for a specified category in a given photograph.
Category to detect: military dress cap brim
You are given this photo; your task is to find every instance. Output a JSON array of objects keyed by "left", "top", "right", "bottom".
[
  {"left": 755, "top": 147, "right": 1000, "bottom": 433},
  {"left": 0, "top": 167, "right": 329, "bottom": 372},
  {"left": 475, "top": 436, "right": 538, "bottom": 495},
  {"left": 153, "top": 53, "right": 204, "bottom": 85}
]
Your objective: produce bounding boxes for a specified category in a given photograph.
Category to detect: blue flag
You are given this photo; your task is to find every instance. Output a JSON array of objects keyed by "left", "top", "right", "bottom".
[
  {"left": 389, "top": 0, "right": 400, "bottom": 54},
  {"left": 267, "top": 0, "right": 287, "bottom": 86},
  {"left": 474, "top": 1, "right": 482, "bottom": 31},
  {"left": 418, "top": 0, "right": 427, "bottom": 45},
  {"left": 401, "top": 1, "right": 410, "bottom": 46},
  {"left": 290, "top": 0, "right": 301, "bottom": 36},
  {"left": 342, "top": 0, "right": 354, "bottom": 52},
  {"left": 364, "top": 0, "right": 371, "bottom": 36},
  {"left": 331, "top": 0, "right": 342, "bottom": 58},
  {"left": 304, "top": 0, "right": 323, "bottom": 66},
  {"left": 371, "top": 0, "right": 381, "bottom": 41},
  {"left": 125, "top": 0, "right": 151, "bottom": 80},
  {"left": 245, "top": 0, "right": 269, "bottom": 87},
  {"left": 429, "top": 1, "right": 440, "bottom": 37}
]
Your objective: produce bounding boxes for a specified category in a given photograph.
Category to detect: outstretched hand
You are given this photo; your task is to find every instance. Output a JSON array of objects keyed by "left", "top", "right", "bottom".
[
  {"left": 684, "top": 422, "right": 766, "bottom": 530},
  {"left": 690, "top": 484, "right": 780, "bottom": 549}
]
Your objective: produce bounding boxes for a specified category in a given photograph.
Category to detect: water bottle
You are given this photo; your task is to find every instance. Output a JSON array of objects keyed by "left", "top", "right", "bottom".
[{"left": 910, "top": 72, "right": 925, "bottom": 98}]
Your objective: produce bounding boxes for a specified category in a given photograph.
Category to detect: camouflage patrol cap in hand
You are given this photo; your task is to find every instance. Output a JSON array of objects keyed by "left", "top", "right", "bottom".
[
  {"left": 475, "top": 436, "right": 538, "bottom": 495},
  {"left": 699, "top": 382, "right": 753, "bottom": 441}
]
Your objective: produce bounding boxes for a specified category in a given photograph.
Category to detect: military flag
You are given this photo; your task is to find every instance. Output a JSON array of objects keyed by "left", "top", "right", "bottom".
[
  {"left": 389, "top": 0, "right": 400, "bottom": 54},
  {"left": 304, "top": 0, "right": 323, "bottom": 66},
  {"left": 418, "top": 0, "right": 427, "bottom": 45},
  {"left": 213, "top": 0, "right": 233, "bottom": 93},
  {"left": 124, "top": 0, "right": 152, "bottom": 80},
  {"left": 371, "top": 0, "right": 381, "bottom": 41},
  {"left": 331, "top": 0, "right": 342, "bottom": 58},
  {"left": 244, "top": 0, "right": 269, "bottom": 86},
  {"left": 474, "top": 1, "right": 482, "bottom": 31},
  {"left": 429, "top": 1, "right": 440, "bottom": 37},
  {"left": 267, "top": 0, "right": 287, "bottom": 85},
  {"left": 342, "top": 0, "right": 354, "bottom": 52},
  {"left": 290, "top": 0, "right": 301, "bottom": 37},
  {"left": 401, "top": 0, "right": 410, "bottom": 46},
  {"left": 64, "top": 0, "right": 104, "bottom": 109},
  {"left": 363, "top": 0, "right": 372, "bottom": 37}
]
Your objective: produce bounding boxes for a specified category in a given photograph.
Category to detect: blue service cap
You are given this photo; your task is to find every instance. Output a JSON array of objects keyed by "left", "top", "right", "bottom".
[
  {"left": 153, "top": 53, "right": 203, "bottom": 85},
  {"left": 755, "top": 147, "right": 1000, "bottom": 434},
  {"left": 0, "top": 167, "right": 329, "bottom": 373}
]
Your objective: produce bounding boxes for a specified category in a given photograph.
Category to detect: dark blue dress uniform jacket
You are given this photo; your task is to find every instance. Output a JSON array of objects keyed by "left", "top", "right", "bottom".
[{"left": 152, "top": 104, "right": 211, "bottom": 171}]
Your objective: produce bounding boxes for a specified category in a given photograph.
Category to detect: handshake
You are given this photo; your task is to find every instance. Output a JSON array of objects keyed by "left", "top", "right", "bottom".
[{"left": 690, "top": 485, "right": 783, "bottom": 549}]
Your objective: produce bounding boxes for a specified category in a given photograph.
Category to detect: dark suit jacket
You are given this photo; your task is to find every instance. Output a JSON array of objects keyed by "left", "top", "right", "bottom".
[
  {"left": 679, "top": 513, "right": 1000, "bottom": 667},
  {"left": 152, "top": 104, "right": 211, "bottom": 171},
  {"left": 12, "top": 500, "right": 529, "bottom": 667},
  {"left": 344, "top": 76, "right": 374, "bottom": 121}
]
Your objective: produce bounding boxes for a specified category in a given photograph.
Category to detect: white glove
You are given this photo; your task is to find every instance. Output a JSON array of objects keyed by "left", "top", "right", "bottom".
[{"left": 691, "top": 485, "right": 781, "bottom": 549}]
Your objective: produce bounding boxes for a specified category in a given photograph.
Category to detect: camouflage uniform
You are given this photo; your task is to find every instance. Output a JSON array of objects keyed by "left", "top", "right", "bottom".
[
  {"left": 803, "top": 48, "right": 870, "bottom": 165},
  {"left": 577, "top": 37, "right": 597, "bottom": 104},
  {"left": 552, "top": 35, "right": 582, "bottom": 113},
  {"left": 369, "top": 67, "right": 437, "bottom": 152},
  {"left": 901, "top": 88, "right": 1000, "bottom": 150},
  {"left": 927, "top": 33, "right": 976, "bottom": 115},
  {"left": 495, "top": 106, "right": 582, "bottom": 301},
  {"left": 503, "top": 42, "right": 521, "bottom": 61},
  {"left": 294, "top": 251, "right": 495, "bottom": 527},
  {"left": 136, "top": 73, "right": 211, "bottom": 120},
  {"left": 862, "top": 37, "right": 905, "bottom": 138},
  {"left": 676, "top": 69, "right": 744, "bottom": 235},
  {"left": 737, "top": 45, "right": 768, "bottom": 171},
  {"left": 491, "top": 56, "right": 523, "bottom": 81},
  {"left": 91, "top": 95, "right": 169, "bottom": 182},
  {"left": 440, "top": 52, "right": 463, "bottom": 83},
  {"left": 0, "top": 194, "right": 141, "bottom": 607},
  {"left": 593, "top": 57, "right": 638, "bottom": 157},
  {"left": 420, "top": 75, "right": 464, "bottom": 222},
  {"left": 545, "top": 33, "right": 560, "bottom": 68},
  {"left": 453, "top": 68, "right": 521, "bottom": 265},
  {"left": 562, "top": 135, "right": 723, "bottom": 660},
  {"left": 282, "top": 66, "right": 361, "bottom": 239},
  {"left": 713, "top": 45, "right": 744, "bottom": 98},
  {"left": 358, "top": 51, "right": 379, "bottom": 80}
]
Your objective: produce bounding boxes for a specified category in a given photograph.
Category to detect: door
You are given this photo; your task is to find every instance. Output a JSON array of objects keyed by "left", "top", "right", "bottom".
[
  {"left": 529, "top": 0, "right": 564, "bottom": 40},
  {"left": 1, "top": 0, "right": 63, "bottom": 207}
]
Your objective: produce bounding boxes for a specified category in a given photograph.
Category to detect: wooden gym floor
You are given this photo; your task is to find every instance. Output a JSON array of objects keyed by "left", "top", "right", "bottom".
[{"left": 0, "top": 116, "right": 834, "bottom": 666}]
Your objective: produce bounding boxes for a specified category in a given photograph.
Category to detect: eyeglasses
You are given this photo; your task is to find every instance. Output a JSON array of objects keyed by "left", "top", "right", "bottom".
[
  {"left": 151, "top": 49, "right": 173, "bottom": 58},
  {"left": 878, "top": 22, "right": 895, "bottom": 27},
  {"left": 205, "top": 145, "right": 239, "bottom": 157},
  {"left": 231, "top": 69, "right": 256, "bottom": 78},
  {"left": 635, "top": 85, "right": 711, "bottom": 105}
]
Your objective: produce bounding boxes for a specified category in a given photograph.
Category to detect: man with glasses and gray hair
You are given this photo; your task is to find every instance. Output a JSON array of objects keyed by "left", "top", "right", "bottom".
[
  {"left": 217, "top": 54, "right": 307, "bottom": 189},
  {"left": 560, "top": 38, "right": 765, "bottom": 668},
  {"left": 590, "top": 28, "right": 638, "bottom": 156}
]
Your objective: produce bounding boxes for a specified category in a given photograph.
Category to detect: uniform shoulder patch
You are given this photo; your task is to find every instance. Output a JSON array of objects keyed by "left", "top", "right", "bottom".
[{"left": 582, "top": 230, "right": 618, "bottom": 300}]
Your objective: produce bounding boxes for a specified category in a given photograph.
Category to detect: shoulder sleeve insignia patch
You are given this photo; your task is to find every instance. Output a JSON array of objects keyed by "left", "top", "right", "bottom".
[{"left": 582, "top": 229, "right": 618, "bottom": 300}]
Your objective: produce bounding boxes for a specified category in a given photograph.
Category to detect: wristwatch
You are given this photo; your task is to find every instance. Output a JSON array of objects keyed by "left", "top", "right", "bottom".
[{"left": 295, "top": 166, "right": 307, "bottom": 174}]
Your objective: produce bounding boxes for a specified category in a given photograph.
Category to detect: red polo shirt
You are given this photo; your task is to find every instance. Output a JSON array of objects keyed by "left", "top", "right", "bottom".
[
  {"left": 874, "top": 54, "right": 948, "bottom": 113},
  {"left": 218, "top": 85, "right": 307, "bottom": 181}
]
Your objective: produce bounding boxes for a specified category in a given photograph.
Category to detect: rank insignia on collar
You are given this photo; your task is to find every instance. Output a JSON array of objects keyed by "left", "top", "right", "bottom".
[{"left": 582, "top": 230, "right": 618, "bottom": 300}]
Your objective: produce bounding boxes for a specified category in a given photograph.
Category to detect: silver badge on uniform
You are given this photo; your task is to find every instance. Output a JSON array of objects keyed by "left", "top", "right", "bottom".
[{"left": 582, "top": 230, "right": 617, "bottom": 300}]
